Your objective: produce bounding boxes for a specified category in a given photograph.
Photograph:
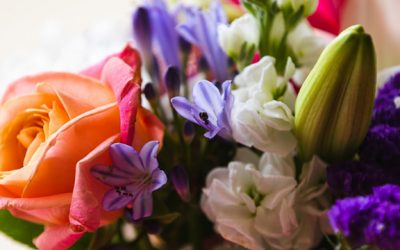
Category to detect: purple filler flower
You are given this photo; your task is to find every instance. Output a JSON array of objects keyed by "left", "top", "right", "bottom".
[
  {"left": 372, "top": 72, "right": 400, "bottom": 127},
  {"left": 329, "top": 184, "right": 400, "bottom": 250},
  {"left": 171, "top": 80, "right": 233, "bottom": 140},
  {"left": 359, "top": 124, "right": 400, "bottom": 165},
  {"left": 91, "top": 141, "right": 167, "bottom": 221},
  {"left": 177, "top": 3, "right": 229, "bottom": 81}
]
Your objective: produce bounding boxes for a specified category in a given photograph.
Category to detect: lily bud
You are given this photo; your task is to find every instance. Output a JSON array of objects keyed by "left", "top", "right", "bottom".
[{"left": 294, "top": 25, "right": 376, "bottom": 163}]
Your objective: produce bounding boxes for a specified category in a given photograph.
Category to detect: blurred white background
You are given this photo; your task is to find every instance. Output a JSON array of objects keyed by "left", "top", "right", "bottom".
[{"left": 0, "top": 0, "right": 135, "bottom": 93}]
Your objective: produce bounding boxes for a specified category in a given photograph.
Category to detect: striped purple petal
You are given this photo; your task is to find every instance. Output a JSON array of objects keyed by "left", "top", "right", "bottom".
[
  {"left": 177, "top": 5, "right": 228, "bottom": 82},
  {"left": 132, "top": 189, "right": 153, "bottom": 220},
  {"left": 171, "top": 96, "right": 206, "bottom": 124},
  {"left": 193, "top": 80, "right": 223, "bottom": 119},
  {"left": 91, "top": 164, "right": 132, "bottom": 186},
  {"left": 139, "top": 141, "right": 160, "bottom": 172},
  {"left": 147, "top": 0, "right": 180, "bottom": 69},
  {"left": 151, "top": 169, "right": 167, "bottom": 191},
  {"left": 103, "top": 188, "right": 133, "bottom": 211},
  {"left": 110, "top": 143, "right": 144, "bottom": 172}
]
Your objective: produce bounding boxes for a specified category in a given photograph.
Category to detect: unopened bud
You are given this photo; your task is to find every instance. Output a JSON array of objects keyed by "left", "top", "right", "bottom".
[
  {"left": 183, "top": 121, "right": 195, "bottom": 144},
  {"left": 295, "top": 25, "right": 376, "bottom": 163},
  {"left": 144, "top": 83, "right": 157, "bottom": 102},
  {"left": 132, "top": 7, "right": 152, "bottom": 57},
  {"left": 164, "top": 66, "right": 181, "bottom": 97},
  {"left": 171, "top": 165, "right": 191, "bottom": 202},
  {"left": 179, "top": 35, "right": 192, "bottom": 55}
]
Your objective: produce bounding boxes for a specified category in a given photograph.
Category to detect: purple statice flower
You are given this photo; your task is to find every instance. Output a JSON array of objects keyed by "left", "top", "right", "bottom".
[
  {"left": 359, "top": 124, "right": 400, "bottom": 165},
  {"left": 177, "top": 2, "right": 229, "bottom": 82},
  {"left": 329, "top": 184, "right": 400, "bottom": 250},
  {"left": 141, "top": 0, "right": 181, "bottom": 69},
  {"left": 91, "top": 141, "right": 167, "bottom": 221},
  {"left": 372, "top": 72, "right": 400, "bottom": 127},
  {"left": 327, "top": 161, "right": 393, "bottom": 197},
  {"left": 171, "top": 80, "right": 233, "bottom": 140}
]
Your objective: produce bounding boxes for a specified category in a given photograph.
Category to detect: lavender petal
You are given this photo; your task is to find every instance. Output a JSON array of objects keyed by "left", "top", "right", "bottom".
[
  {"left": 103, "top": 188, "right": 133, "bottom": 211},
  {"left": 132, "top": 189, "right": 153, "bottom": 220},
  {"left": 193, "top": 80, "right": 223, "bottom": 119},
  {"left": 171, "top": 96, "right": 204, "bottom": 124},
  {"left": 91, "top": 164, "right": 132, "bottom": 186},
  {"left": 150, "top": 169, "right": 167, "bottom": 191},
  {"left": 139, "top": 141, "right": 160, "bottom": 172},
  {"left": 110, "top": 143, "right": 143, "bottom": 172}
]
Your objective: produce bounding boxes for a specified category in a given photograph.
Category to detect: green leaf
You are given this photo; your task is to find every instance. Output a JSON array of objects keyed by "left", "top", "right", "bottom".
[
  {"left": 0, "top": 210, "right": 43, "bottom": 248},
  {"left": 70, "top": 233, "right": 93, "bottom": 250}
]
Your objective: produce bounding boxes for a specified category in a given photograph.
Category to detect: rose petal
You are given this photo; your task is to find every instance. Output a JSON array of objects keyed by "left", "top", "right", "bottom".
[
  {"left": 132, "top": 107, "right": 164, "bottom": 151},
  {"left": 34, "top": 225, "right": 84, "bottom": 250},
  {"left": 100, "top": 52, "right": 141, "bottom": 145},
  {"left": 18, "top": 103, "right": 120, "bottom": 197},
  {"left": 70, "top": 135, "right": 121, "bottom": 232}
]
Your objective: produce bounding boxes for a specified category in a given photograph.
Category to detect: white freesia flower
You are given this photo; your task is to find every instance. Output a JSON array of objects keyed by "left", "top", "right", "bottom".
[
  {"left": 218, "top": 14, "right": 260, "bottom": 59},
  {"left": 201, "top": 149, "right": 329, "bottom": 250},
  {"left": 231, "top": 56, "right": 297, "bottom": 156}
]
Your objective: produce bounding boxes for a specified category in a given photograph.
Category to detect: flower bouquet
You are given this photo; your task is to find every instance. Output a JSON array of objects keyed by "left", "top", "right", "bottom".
[{"left": 0, "top": 0, "right": 399, "bottom": 249}]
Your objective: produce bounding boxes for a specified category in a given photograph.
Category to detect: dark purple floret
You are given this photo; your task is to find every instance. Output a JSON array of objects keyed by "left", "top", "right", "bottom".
[
  {"left": 372, "top": 72, "right": 400, "bottom": 127},
  {"left": 327, "top": 161, "right": 396, "bottom": 197},
  {"left": 359, "top": 124, "right": 400, "bottom": 165},
  {"left": 329, "top": 185, "right": 400, "bottom": 250},
  {"left": 329, "top": 196, "right": 373, "bottom": 248}
]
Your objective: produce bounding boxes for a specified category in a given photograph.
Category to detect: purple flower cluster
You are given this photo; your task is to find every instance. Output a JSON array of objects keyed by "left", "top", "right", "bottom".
[
  {"left": 327, "top": 72, "right": 400, "bottom": 196},
  {"left": 371, "top": 72, "right": 400, "bottom": 127},
  {"left": 329, "top": 185, "right": 400, "bottom": 250},
  {"left": 327, "top": 161, "right": 397, "bottom": 197}
]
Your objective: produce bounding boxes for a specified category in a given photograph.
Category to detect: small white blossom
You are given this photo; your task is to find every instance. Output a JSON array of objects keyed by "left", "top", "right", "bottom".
[
  {"left": 218, "top": 14, "right": 260, "bottom": 59},
  {"left": 231, "top": 56, "right": 297, "bottom": 156},
  {"left": 288, "top": 21, "right": 327, "bottom": 68},
  {"left": 201, "top": 149, "right": 329, "bottom": 250}
]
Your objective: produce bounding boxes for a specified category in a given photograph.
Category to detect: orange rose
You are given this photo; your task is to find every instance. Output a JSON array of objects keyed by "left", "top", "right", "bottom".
[{"left": 0, "top": 45, "right": 164, "bottom": 249}]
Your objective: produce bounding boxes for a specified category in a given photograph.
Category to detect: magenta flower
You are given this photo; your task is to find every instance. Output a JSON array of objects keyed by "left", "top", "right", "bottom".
[{"left": 91, "top": 141, "right": 167, "bottom": 221}]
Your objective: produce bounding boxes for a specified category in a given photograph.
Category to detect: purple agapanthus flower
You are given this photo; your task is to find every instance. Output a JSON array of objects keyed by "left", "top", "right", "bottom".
[
  {"left": 171, "top": 80, "right": 233, "bottom": 140},
  {"left": 177, "top": 2, "right": 229, "bottom": 81},
  {"left": 91, "top": 141, "right": 167, "bottom": 221},
  {"left": 141, "top": 0, "right": 181, "bottom": 69},
  {"left": 329, "top": 184, "right": 400, "bottom": 250}
]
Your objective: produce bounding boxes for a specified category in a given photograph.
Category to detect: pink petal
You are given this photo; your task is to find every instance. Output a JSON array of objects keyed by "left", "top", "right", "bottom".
[
  {"left": 100, "top": 54, "right": 142, "bottom": 145},
  {"left": 0, "top": 193, "right": 71, "bottom": 225},
  {"left": 34, "top": 225, "right": 84, "bottom": 250},
  {"left": 80, "top": 44, "right": 140, "bottom": 80},
  {"left": 308, "top": 0, "right": 347, "bottom": 35},
  {"left": 69, "top": 134, "right": 122, "bottom": 232}
]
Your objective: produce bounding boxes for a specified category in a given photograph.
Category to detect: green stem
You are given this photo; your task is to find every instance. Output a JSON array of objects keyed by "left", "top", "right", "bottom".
[
  {"left": 172, "top": 108, "right": 188, "bottom": 165},
  {"left": 189, "top": 206, "right": 202, "bottom": 250}
]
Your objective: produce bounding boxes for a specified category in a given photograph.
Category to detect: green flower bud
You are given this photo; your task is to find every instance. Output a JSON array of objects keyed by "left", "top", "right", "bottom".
[{"left": 294, "top": 25, "right": 376, "bottom": 163}]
